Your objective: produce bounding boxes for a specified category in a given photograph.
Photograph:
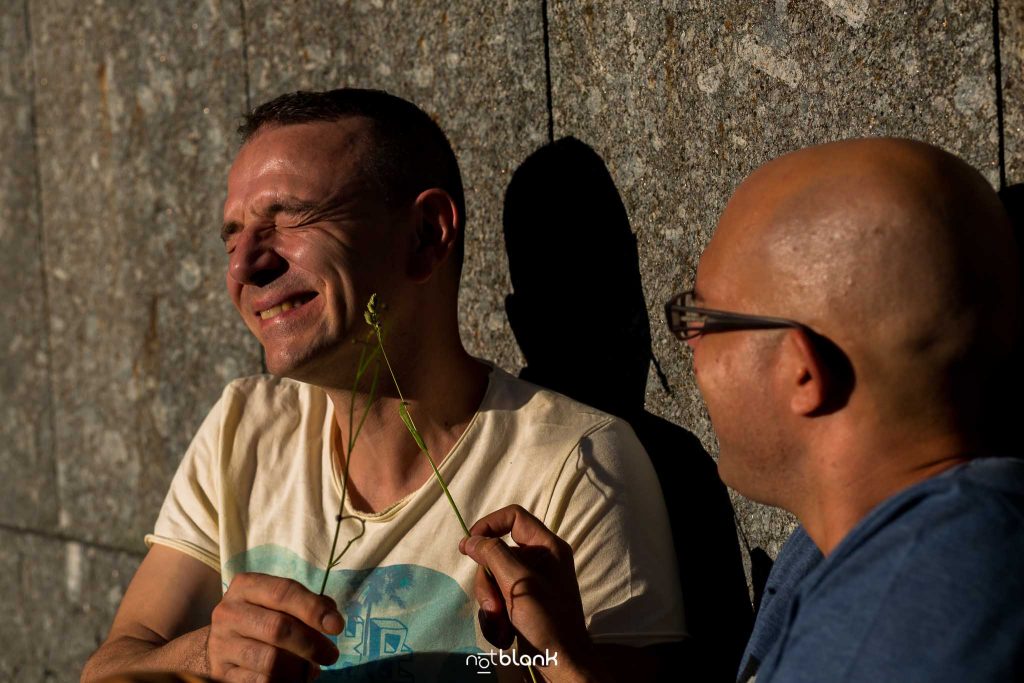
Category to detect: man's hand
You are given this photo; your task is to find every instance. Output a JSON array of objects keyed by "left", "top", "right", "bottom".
[
  {"left": 458, "top": 505, "right": 606, "bottom": 682},
  {"left": 208, "top": 573, "right": 344, "bottom": 682}
]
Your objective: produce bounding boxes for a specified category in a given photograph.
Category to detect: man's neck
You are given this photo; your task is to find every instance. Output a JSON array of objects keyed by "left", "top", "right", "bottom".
[
  {"left": 797, "top": 427, "right": 972, "bottom": 556},
  {"left": 325, "top": 348, "right": 489, "bottom": 514}
]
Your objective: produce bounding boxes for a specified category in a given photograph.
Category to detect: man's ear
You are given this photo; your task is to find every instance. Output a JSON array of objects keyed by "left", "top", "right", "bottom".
[
  {"left": 780, "top": 328, "right": 828, "bottom": 417},
  {"left": 407, "top": 188, "right": 459, "bottom": 282},
  {"left": 779, "top": 328, "right": 854, "bottom": 417}
]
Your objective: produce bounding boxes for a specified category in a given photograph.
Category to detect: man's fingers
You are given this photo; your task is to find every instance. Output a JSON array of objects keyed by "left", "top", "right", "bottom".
[
  {"left": 462, "top": 535, "right": 538, "bottom": 646},
  {"left": 479, "top": 606, "right": 515, "bottom": 650},
  {"left": 230, "top": 573, "right": 344, "bottom": 635},
  {"left": 472, "top": 561, "right": 505, "bottom": 614},
  {"left": 228, "top": 667, "right": 319, "bottom": 683},
  {"left": 466, "top": 505, "right": 569, "bottom": 560},
  {"left": 229, "top": 635, "right": 320, "bottom": 677},
  {"left": 218, "top": 600, "right": 340, "bottom": 666},
  {"left": 221, "top": 667, "right": 270, "bottom": 683},
  {"left": 473, "top": 565, "right": 514, "bottom": 649},
  {"left": 460, "top": 534, "right": 542, "bottom": 606}
]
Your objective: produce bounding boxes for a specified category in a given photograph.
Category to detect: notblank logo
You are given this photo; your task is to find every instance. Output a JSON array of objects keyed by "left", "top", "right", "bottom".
[{"left": 465, "top": 649, "right": 559, "bottom": 675}]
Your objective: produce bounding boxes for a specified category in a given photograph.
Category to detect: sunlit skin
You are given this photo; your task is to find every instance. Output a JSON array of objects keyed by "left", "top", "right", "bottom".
[
  {"left": 222, "top": 118, "right": 401, "bottom": 384},
  {"left": 222, "top": 118, "right": 488, "bottom": 513},
  {"left": 687, "top": 138, "right": 1017, "bottom": 555}
]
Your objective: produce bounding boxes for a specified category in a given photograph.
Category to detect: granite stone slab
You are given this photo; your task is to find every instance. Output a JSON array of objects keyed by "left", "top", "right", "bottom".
[
  {"left": 547, "top": 0, "right": 999, "bottom": 553},
  {"left": 243, "top": 0, "right": 549, "bottom": 372},
  {"left": 1003, "top": 0, "right": 1024, "bottom": 185},
  {"left": 0, "top": 528, "right": 142, "bottom": 682},
  {"left": 0, "top": 3, "right": 57, "bottom": 531},
  {"left": 30, "top": 0, "right": 262, "bottom": 551}
]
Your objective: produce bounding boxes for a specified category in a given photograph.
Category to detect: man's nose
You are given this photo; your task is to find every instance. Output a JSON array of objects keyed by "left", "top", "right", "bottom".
[{"left": 228, "top": 229, "right": 287, "bottom": 286}]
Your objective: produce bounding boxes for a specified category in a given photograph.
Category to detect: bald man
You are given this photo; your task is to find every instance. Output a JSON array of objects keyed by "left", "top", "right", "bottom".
[{"left": 459, "top": 138, "right": 1024, "bottom": 683}]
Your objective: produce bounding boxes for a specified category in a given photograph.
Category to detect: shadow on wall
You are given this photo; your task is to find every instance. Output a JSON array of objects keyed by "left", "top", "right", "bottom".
[
  {"left": 998, "top": 183, "right": 1024, "bottom": 451},
  {"left": 501, "top": 137, "right": 754, "bottom": 680}
]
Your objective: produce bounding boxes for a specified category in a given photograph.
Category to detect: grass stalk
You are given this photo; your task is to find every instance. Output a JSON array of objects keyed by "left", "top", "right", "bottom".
[
  {"left": 317, "top": 332, "right": 380, "bottom": 596},
  {"left": 364, "top": 294, "right": 472, "bottom": 537},
  {"left": 363, "top": 295, "right": 538, "bottom": 683}
]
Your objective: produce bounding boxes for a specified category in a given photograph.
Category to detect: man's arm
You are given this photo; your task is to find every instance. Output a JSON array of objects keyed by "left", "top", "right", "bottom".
[
  {"left": 83, "top": 544, "right": 346, "bottom": 683},
  {"left": 81, "top": 545, "right": 222, "bottom": 681}
]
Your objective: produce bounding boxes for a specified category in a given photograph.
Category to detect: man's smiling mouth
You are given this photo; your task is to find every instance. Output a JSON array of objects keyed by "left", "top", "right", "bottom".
[{"left": 256, "top": 292, "right": 319, "bottom": 320}]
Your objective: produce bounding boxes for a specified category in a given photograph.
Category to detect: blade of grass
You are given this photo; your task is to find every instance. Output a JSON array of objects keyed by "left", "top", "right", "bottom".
[
  {"left": 370, "top": 317, "right": 471, "bottom": 538},
  {"left": 364, "top": 294, "right": 537, "bottom": 683},
  {"left": 317, "top": 334, "right": 379, "bottom": 596}
]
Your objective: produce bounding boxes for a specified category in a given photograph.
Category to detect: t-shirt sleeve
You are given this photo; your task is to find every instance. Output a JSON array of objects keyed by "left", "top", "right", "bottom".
[
  {"left": 543, "top": 417, "right": 687, "bottom": 647},
  {"left": 143, "top": 386, "right": 231, "bottom": 574}
]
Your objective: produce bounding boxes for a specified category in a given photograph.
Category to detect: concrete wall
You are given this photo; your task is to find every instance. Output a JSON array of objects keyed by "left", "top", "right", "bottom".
[{"left": 1, "top": 1, "right": 1018, "bottom": 679}]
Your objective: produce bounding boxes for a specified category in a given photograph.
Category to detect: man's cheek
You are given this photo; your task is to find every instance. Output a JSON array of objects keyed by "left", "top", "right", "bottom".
[
  {"left": 224, "top": 284, "right": 257, "bottom": 336},
  {"left": 225, "top": 273, "right": 240, "bottom": 302},
  {"left": 225, "top": 273, "right": 246, "bottom": 307}
]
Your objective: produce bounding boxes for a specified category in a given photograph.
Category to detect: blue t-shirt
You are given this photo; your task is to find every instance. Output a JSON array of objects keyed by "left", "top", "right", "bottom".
[
  {"left": 756, "top": 456, "right": 1024, "bottom": 683},
  {"left": 737, "top": 526, "right": 822, "bottom": 681}
]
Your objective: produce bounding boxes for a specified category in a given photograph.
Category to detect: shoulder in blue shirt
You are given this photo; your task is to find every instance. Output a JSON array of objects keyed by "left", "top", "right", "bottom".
[{"left": 757, "top": 456, "right": 1024, "bottom": 683}]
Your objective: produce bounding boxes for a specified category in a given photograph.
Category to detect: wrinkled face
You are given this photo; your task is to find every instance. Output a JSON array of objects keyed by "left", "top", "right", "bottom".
[
  {"left": 686, "top": 228, "right": 786, "bottom": 502},
  {"left": 222, "top": 119, "right": 402, "bottom": 382}
]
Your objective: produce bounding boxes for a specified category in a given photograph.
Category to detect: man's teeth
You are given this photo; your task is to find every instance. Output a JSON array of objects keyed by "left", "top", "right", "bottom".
[{"left": 259, "top": 298, "right": 306, "bottom": 320}]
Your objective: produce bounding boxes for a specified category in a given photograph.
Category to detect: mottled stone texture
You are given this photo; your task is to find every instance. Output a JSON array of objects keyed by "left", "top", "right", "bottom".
[
  {"left": 30, "top": 0, "right": 262, "bottom": 551},
  {"left": 0, "top": 1, "right": 56, "bottom": 531},
  {"left": 0, "top": 530, "right": 140, "bottom": 680},
  {"left": 547, "top": 0, "right": 1001, "bottom": 555},
  {"left": 1004, "top": 0, "right": 1024, "bottom": 184},
  {"left": 244, "top": 0, "right": 548, "bottom": 371}
]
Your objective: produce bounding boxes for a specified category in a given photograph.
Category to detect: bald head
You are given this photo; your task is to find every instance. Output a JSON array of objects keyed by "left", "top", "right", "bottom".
[{"left": 702, "top": 138, "right": 1018, "bottom": 440}]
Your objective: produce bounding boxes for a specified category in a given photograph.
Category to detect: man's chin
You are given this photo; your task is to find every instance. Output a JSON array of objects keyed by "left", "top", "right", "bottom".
[
  {"left": 265, "top": 357, "right": 318, "bottom": 383},
  {"left": 716, "top": 451, "right": 759, "bottom": 500},
  {"left": 715, "top": 454, "right": 740, "bottom": 491},
  {"left": 263, "top": 344, "right": 361, "bottom": 387},
  {"left": 718, "top": 453, "right": 790, "bottom": 510},
  {"left": 263, "top": 344, "right": 319, "bottom": 379}
]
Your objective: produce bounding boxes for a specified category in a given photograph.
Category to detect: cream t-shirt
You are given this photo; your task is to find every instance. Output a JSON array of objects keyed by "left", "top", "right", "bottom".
[{"left": 146, "top": 365, "right": 685, "bottom": 681}]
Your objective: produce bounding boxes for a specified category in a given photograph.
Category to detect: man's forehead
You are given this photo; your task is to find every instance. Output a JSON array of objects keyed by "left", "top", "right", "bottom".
[
  {"left": 230, "top": 119, "right": 372, "bottom": 175},
  {"left": 694, "top": 209, "right": 774, "bottom": 307},
  {"left": 225, "top": 119, "right": 375, "bottom": 204},
  {"left": 692, "top": 240, "right": 723, "bottom": 303}
]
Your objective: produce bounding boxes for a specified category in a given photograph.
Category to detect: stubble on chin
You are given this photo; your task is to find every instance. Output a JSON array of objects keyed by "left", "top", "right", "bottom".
[
  {"left": 714, "top": 448, "right": 743, "bottom": 493},
  {"left": 264, "top": 335, "right": 366, "bottom": 389},
  {"left": 718, "top": 440, "right": 792, "bottom": 509},
  {"left": 264, "top": 340, "right": 324, "bottom": 380}
]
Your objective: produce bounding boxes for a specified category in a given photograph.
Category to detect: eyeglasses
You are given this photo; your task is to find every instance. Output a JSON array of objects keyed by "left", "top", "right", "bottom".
[{"left": 664, "top": 290, "right": 809, "bottom": 341}]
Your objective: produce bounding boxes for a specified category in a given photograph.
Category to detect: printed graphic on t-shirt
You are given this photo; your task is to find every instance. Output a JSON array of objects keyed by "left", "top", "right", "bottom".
[{"left": 225, "top": 545, "right": 484, "bottom": 681}]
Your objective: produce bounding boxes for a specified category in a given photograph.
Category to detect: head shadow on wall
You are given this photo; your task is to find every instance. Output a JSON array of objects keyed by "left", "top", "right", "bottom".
[
  {"left": 501, "top": 137, "right": 754, "bottom": 678},
  {"left": 997, "top": 182, "right": 1024, "bottom": 449}
]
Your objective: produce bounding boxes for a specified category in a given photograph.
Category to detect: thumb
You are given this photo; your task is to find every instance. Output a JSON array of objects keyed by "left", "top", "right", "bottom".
[{"left": 460, "top": 535, "right": 530, "bottom": 606}]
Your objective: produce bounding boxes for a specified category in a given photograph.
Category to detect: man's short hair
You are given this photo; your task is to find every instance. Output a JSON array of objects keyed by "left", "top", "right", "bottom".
[{"left": 238, "top": 88, "right": 466, "bottom": 275}]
